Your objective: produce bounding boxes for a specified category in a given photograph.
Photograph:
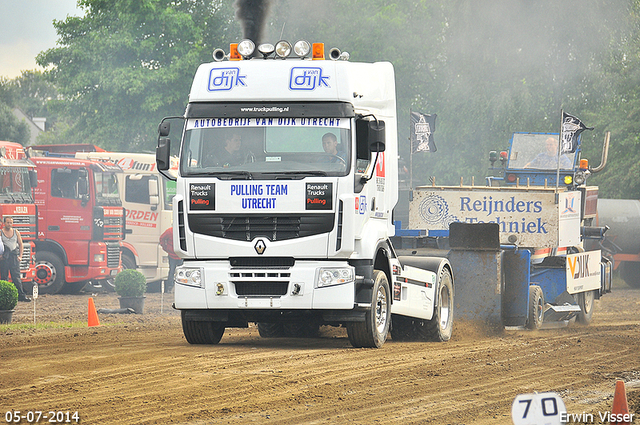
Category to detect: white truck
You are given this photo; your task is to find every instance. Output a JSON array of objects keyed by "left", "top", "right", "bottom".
[
  {"left": 76, "top": 152, "right": 177, "bottom": 289},
  {"left": 156, "top": 40, "right": 454, "bottom": 347}
]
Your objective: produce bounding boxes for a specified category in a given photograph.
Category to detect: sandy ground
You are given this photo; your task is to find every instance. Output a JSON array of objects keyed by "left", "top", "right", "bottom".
[{"left": 1, "top": 286, "right": 639, "bottom": 424}]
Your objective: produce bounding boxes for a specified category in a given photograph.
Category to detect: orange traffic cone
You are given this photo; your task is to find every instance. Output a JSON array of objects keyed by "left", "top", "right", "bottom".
[
  {"left": 88, "top": 297, "right": 100, "bottom": 327},
  {"left": 610, "top": 380, "right": 630, "bottom": 425}
]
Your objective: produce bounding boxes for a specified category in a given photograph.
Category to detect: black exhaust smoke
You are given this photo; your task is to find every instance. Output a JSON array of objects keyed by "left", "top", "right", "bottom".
[{"left": 234, "top": 0, "right": 272, "bottom": 45}]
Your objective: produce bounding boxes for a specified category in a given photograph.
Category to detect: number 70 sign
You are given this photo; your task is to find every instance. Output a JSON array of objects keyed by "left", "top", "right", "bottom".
[{"left": 511, "top": 392, "right": 567, "bottom": 425}]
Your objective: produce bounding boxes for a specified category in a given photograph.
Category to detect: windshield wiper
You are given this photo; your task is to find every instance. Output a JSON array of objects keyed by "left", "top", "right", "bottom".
[
  {"left": 261, "top": 171, "right": 328, "bottom": 179},
  {"left": 211, "top": 171, "right": 254, "bottom": 180}
]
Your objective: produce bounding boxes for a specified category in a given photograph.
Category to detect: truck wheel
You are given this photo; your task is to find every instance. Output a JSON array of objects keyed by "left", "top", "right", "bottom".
[
  {"left": 419, "top": 268, "right": 454, "bottom": 342},
  {"left": 576, "top": 290, "right": 595, "bottom": 325},
  {"left": 257, "top": 322, "right": 285, "bottom": 338},
  {"left": 181, "top": 311, "right": 225, "bottom": 344},
  {"left": 527, "top": 285, "right": 544, "bottom": 330},
  {"left": 121, "top": 252, "right": 136, "bottom": 270},
  {"left": 346, "top": 270, "right": 391, "bottom": 348},
  {"left": 34, "top": 251, "right": 65, "bottom": 295}
]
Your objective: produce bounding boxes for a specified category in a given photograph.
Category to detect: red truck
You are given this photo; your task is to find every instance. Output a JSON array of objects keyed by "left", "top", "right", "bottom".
[
  {"left": 30, "top": 155, "right": 125, "bottom": 294},
  {"left": 0, "top": 141, "right": 38, "bottom": 288}
]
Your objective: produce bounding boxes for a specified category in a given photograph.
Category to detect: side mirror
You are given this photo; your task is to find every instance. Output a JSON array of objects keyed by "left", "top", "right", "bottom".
[
  {"left": 148, "top": 178, "right": 159, "bottom": 210},
  {"left": 29, "top": 170, "right": 38, "bottom": 189},
  {"left": 156, "top": 137, "right": 171, "bottom": 171},
  {"left": 369, "top": 120, "right": 385, "bottom": 152},
  {"left": 159, "top": 121, "right": 171, "bottom": 137},
  {"left": 78, "top": 168, "right": 89, "bottom": 196}
]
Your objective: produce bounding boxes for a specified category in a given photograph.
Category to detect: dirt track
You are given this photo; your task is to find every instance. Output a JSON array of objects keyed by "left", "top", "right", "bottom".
[{"left": 1, "top": 286, "right": 639, "bottom": 424}]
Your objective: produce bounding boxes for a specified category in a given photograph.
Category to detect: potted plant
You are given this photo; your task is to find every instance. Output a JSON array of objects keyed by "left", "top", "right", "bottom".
[
  {"left": 0, "top": 280, "right": 18, "bottom": 324},
  {"left": 115, "top": 269, "right": 147, "bottom": 314}
]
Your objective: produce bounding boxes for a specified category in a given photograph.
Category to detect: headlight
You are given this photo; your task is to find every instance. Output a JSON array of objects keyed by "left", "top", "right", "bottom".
[
  {"left": 275, "top": 40, "right": 292, "bottom": 58},
  {"left": 316, "top": 267, "right": 355, "bottom": 288},
  {"left": 175, "top": 267, "right": 203, "bottom": 288},
  {"left": 293, "top": 40, "right": 311, "bottom": 57},
  {"left": 94, "top": 254, "right": 105, "bottom": 263},
  {"left": 237, "top": 39, "right": 255, "bottom": 58}
]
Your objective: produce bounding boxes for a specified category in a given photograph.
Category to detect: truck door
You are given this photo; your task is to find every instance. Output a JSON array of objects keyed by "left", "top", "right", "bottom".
[
  {"left": 124, "top": 174, "right": 161, "bottom": 268},
  {"left": 46, "top": 168, "right": 91, "bottom": 265}
]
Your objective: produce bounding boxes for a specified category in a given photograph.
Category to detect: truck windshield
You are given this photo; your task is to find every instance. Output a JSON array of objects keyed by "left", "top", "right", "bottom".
[
  {"left": 509, "top": 133, "right": 576, "bottom": 170},
  {"left": 94, "top": 171, "right": 122, "bottom": 206},
  {"left": 0, "top": 166, "right": 33, "bottom": 203},
  {"left": 180, "top": 118, "right": 351, "bottom": 178}
]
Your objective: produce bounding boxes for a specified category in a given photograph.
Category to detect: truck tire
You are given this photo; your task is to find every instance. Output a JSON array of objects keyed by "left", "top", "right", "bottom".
[
  {"left": 34, "top": 251, "right": 65, "bottom": 295},
  {"left": 576, "top": 290, "right": 595, "bottom": 325},
  {"left": 527, "top": 285, "right": 544, "bottom": 330},
  {"left": 121, "top": 252, "right": 136, "bottom": 271},
  {"left": 346, "top": 270, "right": 391, "bottom": 348},
  {"left": 181, "top": 311, "right": 225, "bottom": 344},
  {"left": 257, "top": 322, "right": 285, "bottom": 338},
  {"left": 419, "top": 268, "right": 454, "bottom": 342},
  {"left": 619, "top": 262, "right": 640, "bottom": 288}
]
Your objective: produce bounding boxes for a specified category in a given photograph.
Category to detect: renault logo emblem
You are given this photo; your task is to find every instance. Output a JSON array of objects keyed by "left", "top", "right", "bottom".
[{"left": 254, "top": 239, "right": 266, "bottom": 255}]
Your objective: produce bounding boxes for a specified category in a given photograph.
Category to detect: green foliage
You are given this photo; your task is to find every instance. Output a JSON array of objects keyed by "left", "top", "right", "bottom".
[
  {"left": 0, "top": 103, "right": 30, "bottom": 145},
  {"left": 36, "top": 0, "right": 238, "bottom": 152},
  {"left": 114, "top": 269, "right": 147, "bottom": 297},
  {"left": 0, "top": 280, "right": 18, "bottom": 311}
]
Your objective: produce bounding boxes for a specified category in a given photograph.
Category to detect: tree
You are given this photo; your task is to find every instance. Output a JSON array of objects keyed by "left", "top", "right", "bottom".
[
  {"left": 0, "top": 77, "right": 30, "bottom": 144},
  {"left": 36, "top": 0, "right": 239, "bottom": 152}
]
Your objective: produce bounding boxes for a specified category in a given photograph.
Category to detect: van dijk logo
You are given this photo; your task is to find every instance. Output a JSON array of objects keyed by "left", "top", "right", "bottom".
[
  {"left": 208, "top": 68, "right": 247, "bottom": 91},
  {"left": 289, "top": 67, "right": 330, "bottom": 91}
]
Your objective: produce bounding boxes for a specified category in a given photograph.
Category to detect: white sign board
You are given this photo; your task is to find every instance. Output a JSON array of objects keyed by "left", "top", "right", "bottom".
[
  {"left": 410, "top": 188, "right": 581, "bottom": 248},
  {"left": 558, "top": 191, "right": 581, "bottom": 247},
  {"left": 566, "top": 250, "right": 602, "bottom": 294},
  {"left": 511, "top": 392, "right": 567, "bottom": 425}
]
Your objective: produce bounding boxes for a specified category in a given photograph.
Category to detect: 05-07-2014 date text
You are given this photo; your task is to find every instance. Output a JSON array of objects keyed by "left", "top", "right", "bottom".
[{"left": 4, "top": 411, "right": 79, "bottom": 423}]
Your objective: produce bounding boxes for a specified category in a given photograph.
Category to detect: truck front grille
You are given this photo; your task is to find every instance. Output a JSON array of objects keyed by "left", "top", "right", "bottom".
[
  {"left": 104, "top": 216, "right": 123, "bottom": 240},
  {"left": 10, "top": 215, "right": 37, "bottom": 240},
  {"left": 20, "top": 244, "right": 31, "bottom": 271},
  {"left": 106, "top": 242, "right": 121, "bottom": 268},
  {"left": 188, "top": 213, "right": 334, "bottom": 242},
  {"left": 230, "top": 269, "right": 290, "bottom": 297},
  {"left": 234, "top": 282, "right": 289, "bottom": 297}
]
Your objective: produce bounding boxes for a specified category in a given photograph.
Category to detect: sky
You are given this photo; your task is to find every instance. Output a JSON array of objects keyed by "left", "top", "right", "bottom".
[{"left": 0, "top": 0, "right": 82, "bottom": 79}]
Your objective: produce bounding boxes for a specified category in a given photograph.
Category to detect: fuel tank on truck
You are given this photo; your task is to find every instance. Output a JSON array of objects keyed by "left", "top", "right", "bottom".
[{"left": 595, "top": 198, "right": 640, "bottom": 287}]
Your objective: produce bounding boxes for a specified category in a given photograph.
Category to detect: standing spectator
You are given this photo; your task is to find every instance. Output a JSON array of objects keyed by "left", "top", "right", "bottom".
[
  {"left": 1, "top": 216, "right": 29, "bottom": 302},
  {"left": 159, "top": 227, "right": 182, "bottom": 293}
]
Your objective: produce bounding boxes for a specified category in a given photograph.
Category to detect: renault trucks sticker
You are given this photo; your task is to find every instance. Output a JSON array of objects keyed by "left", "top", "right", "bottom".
[
  {"left": 190, "top": 183, "right": 215, "bottom": 210},
  {"left": 306, "top": 183, "right": 332, "bottom": 210},
  {"left": 289, "top": 67, "right": 330, "bottom": 91},
  {"left": 208, "top": 68, "right": 247, "bottom": 91}
]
